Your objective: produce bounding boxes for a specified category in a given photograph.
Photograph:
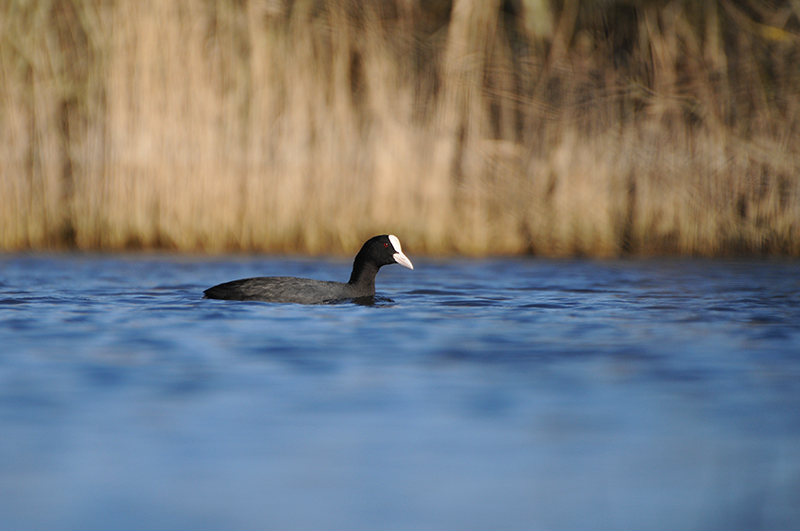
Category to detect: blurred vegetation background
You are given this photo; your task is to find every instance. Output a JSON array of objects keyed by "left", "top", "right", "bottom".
[{"left": 1, "top": 0, "right": 799, "bottom": 256}]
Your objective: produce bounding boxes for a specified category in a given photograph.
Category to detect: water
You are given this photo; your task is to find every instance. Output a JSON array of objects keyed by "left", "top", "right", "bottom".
[{"left": 1, "top": 253, "right": 799, "bottom": 531}]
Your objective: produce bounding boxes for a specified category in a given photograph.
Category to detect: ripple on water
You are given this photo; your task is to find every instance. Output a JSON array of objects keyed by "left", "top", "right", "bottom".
[{"left": 0, "top": 255, "right": 799, "bottom": 531}]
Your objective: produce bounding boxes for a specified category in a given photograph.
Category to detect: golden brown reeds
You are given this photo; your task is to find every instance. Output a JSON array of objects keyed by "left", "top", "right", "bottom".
[{"left": 1, "top": 0, "right": 799, "bottom": 256}]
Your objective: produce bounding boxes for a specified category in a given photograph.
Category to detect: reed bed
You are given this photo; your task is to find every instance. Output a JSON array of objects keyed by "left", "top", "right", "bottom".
[{"left": 1, "top": 0, "right": 799, "bottom": 256}]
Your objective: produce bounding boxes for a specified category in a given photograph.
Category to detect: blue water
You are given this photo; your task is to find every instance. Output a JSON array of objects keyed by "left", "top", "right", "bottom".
[{"left": 1, "top": 253, "right": 799, "bottom": 531}]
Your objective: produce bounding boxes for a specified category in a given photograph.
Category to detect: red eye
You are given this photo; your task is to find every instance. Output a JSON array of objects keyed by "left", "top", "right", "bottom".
[{"left": 383, "top": 243, "right": 389, "bottom": 247}]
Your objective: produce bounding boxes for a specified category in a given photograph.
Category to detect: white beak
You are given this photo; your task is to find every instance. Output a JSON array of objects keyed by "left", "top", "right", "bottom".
[
  {"left": 393, "top": 251, "right": 414, "bottom": 270},
  {"left": 388, "top": 234, "right": 414, "bottom": 270}
]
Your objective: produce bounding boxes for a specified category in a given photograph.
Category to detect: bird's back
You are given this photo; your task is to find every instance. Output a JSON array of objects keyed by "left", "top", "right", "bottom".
[{"left": 203, "top": 276, "right": 367, "bottom": 304}]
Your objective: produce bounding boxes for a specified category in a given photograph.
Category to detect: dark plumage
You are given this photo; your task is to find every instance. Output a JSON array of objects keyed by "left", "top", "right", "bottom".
[{"left": 203, "top": 234, "right": 413, "bottom": 304}]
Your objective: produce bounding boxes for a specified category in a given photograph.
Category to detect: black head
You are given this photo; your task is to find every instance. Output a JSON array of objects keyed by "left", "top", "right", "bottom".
[
  {"left": 357, "top": 235, "right": 414, "bottom": 270},
  {"left": 348, "top": 235, "right": 413, "bottom": 285}
]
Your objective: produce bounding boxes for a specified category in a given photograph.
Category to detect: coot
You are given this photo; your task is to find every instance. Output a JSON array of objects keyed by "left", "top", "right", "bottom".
[{"left": 203, "top": 234, "right": 414, "bottom": 304}]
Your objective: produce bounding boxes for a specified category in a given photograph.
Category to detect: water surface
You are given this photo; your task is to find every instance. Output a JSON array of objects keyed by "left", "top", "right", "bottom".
[{"left": 1, "top": 254, "right": 799, "bottom": 530}]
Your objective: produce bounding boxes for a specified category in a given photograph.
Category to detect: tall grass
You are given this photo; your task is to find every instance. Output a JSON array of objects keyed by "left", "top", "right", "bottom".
[{"left": 1, "top": 0, "right": 799, "bottom": 256}]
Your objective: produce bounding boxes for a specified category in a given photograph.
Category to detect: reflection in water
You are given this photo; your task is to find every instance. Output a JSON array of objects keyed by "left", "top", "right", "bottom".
[{"left": 0, "top": 254, "right": 799, "bottom": 530}]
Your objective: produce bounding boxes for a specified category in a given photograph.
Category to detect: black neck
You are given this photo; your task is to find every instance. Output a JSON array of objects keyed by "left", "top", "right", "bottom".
[{"left": 348, "top": 258, "right": 379, "bottom": 291}]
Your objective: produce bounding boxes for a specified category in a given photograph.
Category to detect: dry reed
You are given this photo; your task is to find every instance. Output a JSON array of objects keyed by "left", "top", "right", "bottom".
[{"left": 1, "top": 0, "right": 799, "bottom": 256}]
